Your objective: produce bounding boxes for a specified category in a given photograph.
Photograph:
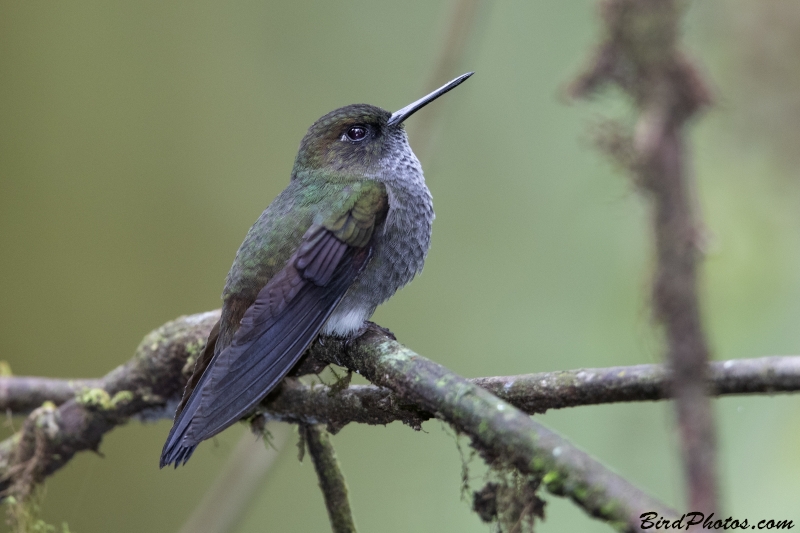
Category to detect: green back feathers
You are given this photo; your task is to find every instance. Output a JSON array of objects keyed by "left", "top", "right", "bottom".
[{"left": 222, "top": 179, "right": 386, "bottom": 301}]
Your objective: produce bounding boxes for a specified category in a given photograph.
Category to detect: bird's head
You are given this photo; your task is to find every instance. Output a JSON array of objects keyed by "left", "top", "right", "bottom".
[{"left": 292, "top": 73, "right": 473, "bottom": 181}]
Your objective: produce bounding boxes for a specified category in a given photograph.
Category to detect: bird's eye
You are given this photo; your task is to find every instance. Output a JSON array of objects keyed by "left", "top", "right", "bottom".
[{"left": 344, "top": 125, "right": 368, "bottom": 142}]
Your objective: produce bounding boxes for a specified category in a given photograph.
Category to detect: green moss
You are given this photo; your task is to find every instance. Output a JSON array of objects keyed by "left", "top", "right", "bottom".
[
  {"left": 542, "top": 470, "right": 561, "bottom": 486},
  {"left": 530, "top": 456, "right": 546, "bottom": 472},
  {"left": 134, "top": 328, "right": 167, "bottom": 359},
  {"left": 184, "top": 338, "right": 205, "bottom": 357},
  {"left": 599, "top": 500, "right": 621, "bottom": 519},
  {"left": 75, "top": 388, "right": 110, "bottom": 408},
  {"left": 75, "top": 388, "right": 133, "bottom": 410},
  {"left": 4, "top": 489, "right": 72, "bottom": 533},
  {"left": 110, "top": 390, "right": 134, "bottom": 407},
  {"left": 572, "top": 484, "right": 589, "bottom": 502}
]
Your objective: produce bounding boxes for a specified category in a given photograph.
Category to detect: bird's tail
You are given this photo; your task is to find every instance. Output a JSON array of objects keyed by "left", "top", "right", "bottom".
[{"left": 160, "top": 363, "right": 211, "bottom": 468}]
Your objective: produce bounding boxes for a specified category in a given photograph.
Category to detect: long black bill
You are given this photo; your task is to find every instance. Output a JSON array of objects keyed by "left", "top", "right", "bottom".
[{"left": 387, "top": 72, "right": 474, "bottom": 126}]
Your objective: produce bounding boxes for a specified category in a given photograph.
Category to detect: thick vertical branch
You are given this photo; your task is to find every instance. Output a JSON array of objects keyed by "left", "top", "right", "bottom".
[
  {"left": 642, "top": 108, "right": 717, "bottom": 516},
  {"left": 569, "top": 0, "right": 718, "bottom": 516},
  {"left": 301, "top": 424, "right": 358, "bottom": 533}
]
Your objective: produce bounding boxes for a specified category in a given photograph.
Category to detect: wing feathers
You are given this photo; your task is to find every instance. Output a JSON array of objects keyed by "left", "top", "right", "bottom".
[
  {"left": 161, "top": 182, "right": 388, "bottom": 468},
  {"left": 190, "top": 247, "right": 363, "bottom": 441},
  {"left": 160, "top": 235, "right": 370, "bottom": 468}
]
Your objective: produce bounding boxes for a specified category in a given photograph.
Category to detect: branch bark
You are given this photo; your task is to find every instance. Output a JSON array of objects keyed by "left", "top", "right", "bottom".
[
  {"left": 2, "top": 313, "right": 798, "bottom": 529},
  {"left": 0, "top": 312, "right": 679, "bottom": 531},
  {"left": 0, "top": 310, "right": 220, "bottom": 497},
  {"left": 0, "top": 377, "right": 101, "bottom": 414},
  {"left": 307, "top": 325, "right": 679, "bottom": 531},
  {"left": 257, "top": 355, "right": 800, "bottom": 432},
  {"left": 4, "top": 354, "right": 798, "bottom": 423},
  {"left": 301, "top": 424, "right": 358, "bottom": 533}
]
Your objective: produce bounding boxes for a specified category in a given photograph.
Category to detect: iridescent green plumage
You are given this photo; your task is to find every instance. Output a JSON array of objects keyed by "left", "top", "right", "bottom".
[{"left": 221, "top": 178, "right": 388, "bottom": 341}]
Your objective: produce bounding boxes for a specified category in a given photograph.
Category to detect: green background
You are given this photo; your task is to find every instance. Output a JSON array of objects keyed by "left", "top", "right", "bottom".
[{"left": 1, "top": 1, "right": 799, "bottom": 531}]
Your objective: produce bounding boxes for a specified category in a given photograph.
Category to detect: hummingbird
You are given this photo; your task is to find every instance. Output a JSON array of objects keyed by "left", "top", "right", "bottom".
[{"left": 160, "top": 72, "right": 473, "bottom": 468}]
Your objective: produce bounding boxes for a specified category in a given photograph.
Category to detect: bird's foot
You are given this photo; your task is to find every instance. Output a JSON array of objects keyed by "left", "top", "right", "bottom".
[
  {"left": 369, "top": 321, "right": 397, "bottom": 340},
  {"left": 344, "top": 321, "right": 395, "bottom": 348}
]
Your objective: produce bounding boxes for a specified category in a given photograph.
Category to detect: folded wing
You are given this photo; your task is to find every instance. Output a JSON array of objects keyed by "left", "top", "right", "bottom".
[{"left": 160, "top": 185, "right": 387, "bottom": 468}]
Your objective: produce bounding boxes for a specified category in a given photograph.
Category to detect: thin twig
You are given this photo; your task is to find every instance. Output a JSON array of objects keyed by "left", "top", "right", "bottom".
[
  {"left": 2, "top": 342, "right": 798, "bottom": 431},
  {"left": 301, "top": 424, "right": 358, "bottom": 533},
  {"left": 259, "top": 355, "right": 800, "bottom": 430},
  {"left": 0, "top": 377, "right": 101, "bottom": 414}
]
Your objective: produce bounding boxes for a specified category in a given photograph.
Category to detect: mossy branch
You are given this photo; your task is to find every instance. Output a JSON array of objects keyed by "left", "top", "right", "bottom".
[
  {"left": 1, "top": 313, "right": 798, "bottom": 529},
  {"left": 0, "top": 311, "right": 221, "bottom": 498},
  {"left": 3, "top": 344, "right": 797, "bottom": 425},
  {"left": 307, "top": 324, "right": 679, "bottom": 531}
]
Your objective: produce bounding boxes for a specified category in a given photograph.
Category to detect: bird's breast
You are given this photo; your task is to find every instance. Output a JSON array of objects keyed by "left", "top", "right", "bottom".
[{"left": 321, "top": 180, "right": 434, "bottom": 336}]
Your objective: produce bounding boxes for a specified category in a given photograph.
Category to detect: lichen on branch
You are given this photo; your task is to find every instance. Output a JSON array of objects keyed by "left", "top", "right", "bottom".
[{"left": 1, "top": 311, "right": 798, "bottom": 530}]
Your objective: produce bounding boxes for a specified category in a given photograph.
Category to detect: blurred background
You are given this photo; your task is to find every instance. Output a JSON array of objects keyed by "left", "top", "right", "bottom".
[{"left": 1, "top": 0, "right": 799, "bottom": 531}]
